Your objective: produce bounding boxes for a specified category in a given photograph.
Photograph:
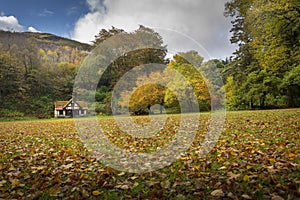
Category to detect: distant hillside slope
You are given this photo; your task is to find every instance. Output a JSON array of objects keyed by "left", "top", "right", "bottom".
[
  {"left": 0, "top": 30, "right": 92, "bottom": 65},
  {"left": 0, "top": 30, "right": 91, "bottom": 52}
]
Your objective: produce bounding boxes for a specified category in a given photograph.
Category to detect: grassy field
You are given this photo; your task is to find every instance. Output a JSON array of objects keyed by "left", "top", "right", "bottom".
[{"left": 0, "top": 109, "right": 299, "bottom": 199}]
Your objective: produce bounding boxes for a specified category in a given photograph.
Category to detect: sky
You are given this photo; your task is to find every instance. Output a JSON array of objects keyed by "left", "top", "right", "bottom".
[{"left": 0, "top": 0, "right": 237, "bottom": 60}]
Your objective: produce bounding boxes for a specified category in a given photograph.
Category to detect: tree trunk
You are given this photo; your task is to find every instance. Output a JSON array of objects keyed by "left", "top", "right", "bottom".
[
  {"left": 287, "top": 87, "right": 294, "bottom": 107},
  {"left": 260, "top": 92, "right": 266, "bottom": 109},
  {"left": 249, "top": 99, "right": 253, "bottom": 110},
  {"left": 147, "top": 105, "right": 151, "bottom": 114}
]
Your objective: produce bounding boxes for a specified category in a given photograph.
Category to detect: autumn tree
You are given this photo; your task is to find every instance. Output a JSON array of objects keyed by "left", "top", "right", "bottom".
[
  {"left": 119, "top": 71, "right": 166, "bottom": 115},
  {"left": 165, "top": 51, "right": 210, "bottom": 112},
  {"left": 118, "top": 51, "right": 215, "bottom": 114}
]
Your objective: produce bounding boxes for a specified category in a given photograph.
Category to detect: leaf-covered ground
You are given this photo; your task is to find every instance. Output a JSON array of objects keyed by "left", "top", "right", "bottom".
[{"left": 0, "top": 109, "right": 299, "bottom": 199}]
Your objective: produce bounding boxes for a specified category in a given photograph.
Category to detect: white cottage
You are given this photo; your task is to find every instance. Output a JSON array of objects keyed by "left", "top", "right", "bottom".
[{"left": 54, "top": 98, "right": 88, "bottom": 118}]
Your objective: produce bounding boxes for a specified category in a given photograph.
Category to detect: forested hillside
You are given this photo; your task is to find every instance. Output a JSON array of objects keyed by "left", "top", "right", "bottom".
[{"left": 0, "top": 30, "right": 91, "bottom": 118}]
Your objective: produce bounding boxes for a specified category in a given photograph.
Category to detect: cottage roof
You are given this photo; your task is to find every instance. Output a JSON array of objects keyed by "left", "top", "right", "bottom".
[
  {"left": 54, "top": 98, "right": 88, "bottom": 110},
  {"left": 76, "top": 100, "right": 88, "bottom": 109}
]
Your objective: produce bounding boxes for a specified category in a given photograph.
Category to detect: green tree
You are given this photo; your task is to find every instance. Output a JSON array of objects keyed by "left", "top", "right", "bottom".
[
  {"left": 223, "top": 76, "right": 241, "bottom": 110},
  {"left": 0, "top": 50, "right": 25, "bottom": 111},
  {"left": 281, "top": 64, "right": 300, "bottom": 107},
  {"left": 81, "top": 26, "right": 168, "bottom": 115},
  {"left": 97, "top": 25, "right": 167, "bottom": 90},
  {"left": 224, "top": 0, "right": 300, "bottom": 109},
  {"left": 246, "top": 0, "right": 300, "bottom": 107}
]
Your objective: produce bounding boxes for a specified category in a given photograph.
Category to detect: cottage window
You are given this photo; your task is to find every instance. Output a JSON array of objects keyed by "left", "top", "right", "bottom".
[{"left": 59, "top": 110, "right": 63, "bottom": 115}]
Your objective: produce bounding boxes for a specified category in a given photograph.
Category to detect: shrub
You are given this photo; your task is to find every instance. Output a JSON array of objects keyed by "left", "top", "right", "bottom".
[{"left": 0, "top": 109, "right": 25, "bottom": 120}]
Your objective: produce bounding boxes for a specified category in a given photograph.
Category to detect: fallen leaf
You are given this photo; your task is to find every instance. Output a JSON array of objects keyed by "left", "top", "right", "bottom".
[
  {"left": 211, "top": 189, "right": 224, "bottom": 197},
  {"left": 227, "top": 192, "right": 236, "bottom": 198},
  {"left": 117, "top": 172, "right": 126, "bottom": 176},
  {"left": 10, "top": 179, "right": 20, "bottom": 189},
  {"left": 242, "top": 194, "right": 252, "bottom": 199},
  {"left": 61, "top": 163, "right": 73, "bottom": 169},
  {"left": 120, "top": 185, "right": 129, "bottom": 190},
  {"left": 0, "top": 180, "right": 7, "bottom": 187},
  {"left": 92, "top": 190, "right": 102, "bottom": 196},
  {"left": 243, "top": 175, "right": 250, "bottom": 182},
  {"left": 271, "top": 195, "right": 284, "bottom": 200},
  {"left": 133, "top": 182, "right": 139, "bottom": 187},
  {"left": 160, "top": 180, "right": 171, "bottom": 189},
  {"left": 81, "top": 189, "right": 89, "bottom": 198}
]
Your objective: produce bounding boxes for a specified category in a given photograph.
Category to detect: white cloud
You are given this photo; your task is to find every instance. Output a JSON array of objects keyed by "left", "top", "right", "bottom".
[
  {"left": 0, "top": 15, "right": 40, "bottom": 33},
  {"left": 38, "top": 8, "right": 54, "bottom": 17},
  {"left": 27, "top": 26, "right": 40, "bottom": 33},
  {"left": 72, "top": 12, "right": 105, "bottom": 43},
  {"left": 72, "top": 0, "right": 236, "bottom": 59},
  {"left": 67, "top": 6, "right": 79, "bottom": 16},
  {"left": 86, "top": 0, "right": 104, "bottom": 12},
  {"left": 0, "top": 15, "right": 24, "bottom": 32}
]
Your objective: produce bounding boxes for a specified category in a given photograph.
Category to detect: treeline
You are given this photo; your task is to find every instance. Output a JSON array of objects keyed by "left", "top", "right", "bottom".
[
  {"left": 74, "top": 26, "right": 224, "bottom": 115},
  {"left": 1, "top": 0, "right": 299, "bottom": 119},
  {"left": 0, "top": 31, "right": 90, "bottom": 118},
  {"left": 223, "top": 0, "right": 300, "bottom": 109}
]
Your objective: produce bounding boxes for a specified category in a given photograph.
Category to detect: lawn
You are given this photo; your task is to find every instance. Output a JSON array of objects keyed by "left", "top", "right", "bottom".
[{"left": 0, "top": 109, "right": 299, "bottom": 199}]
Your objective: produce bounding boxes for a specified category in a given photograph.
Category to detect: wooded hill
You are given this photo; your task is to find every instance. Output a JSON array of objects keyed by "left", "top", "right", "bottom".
[{"left": 0, "top": 30, "right": 91, "bottom": 118}]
